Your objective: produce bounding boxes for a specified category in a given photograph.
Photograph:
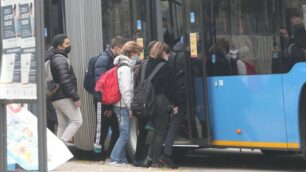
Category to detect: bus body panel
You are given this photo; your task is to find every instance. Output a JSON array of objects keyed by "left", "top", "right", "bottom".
[
  {"left": 283, "top": 63, "right": 306, "bottom": 149},
  {"left": 207, "top": 74, "right": 288, "bottom": 148}
]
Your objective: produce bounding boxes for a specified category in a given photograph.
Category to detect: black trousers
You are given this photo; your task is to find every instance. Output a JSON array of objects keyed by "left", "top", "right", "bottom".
[
  {"left": 163, "top": 108, "right": 185, "bottom": 156},
  {"left": 147, "top": 94, "right": 169, "bottom": 163},
  {"left": 134, "top": 117, "right": 149, "bottom": 161},
  {"left": 94, "top": 98, "right": 119, "bottom": 158}
]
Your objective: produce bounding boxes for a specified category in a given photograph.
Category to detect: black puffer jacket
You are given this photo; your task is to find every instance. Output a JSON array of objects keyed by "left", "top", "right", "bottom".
[{"left": 45, "top": 48, "right": 80, "bottom": 102}]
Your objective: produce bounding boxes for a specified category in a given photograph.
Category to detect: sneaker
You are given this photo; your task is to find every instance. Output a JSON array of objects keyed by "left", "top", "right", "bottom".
[
  {"left": 144, "top": 122, "right": 155, "bottom": 131},
  {"left": 159, "top": 155, "right": 179, "bottom": 169},
  {"left": 109, "top": 161, "right": 128, "bottom": 167},
  {"left": 139, "top": 157, "right": 152, "bottom": 168}
]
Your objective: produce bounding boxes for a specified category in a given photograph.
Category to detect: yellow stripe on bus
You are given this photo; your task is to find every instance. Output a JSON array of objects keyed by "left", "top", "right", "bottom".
[{"left": 211, "top": 140, "right": 299, "bottom": 149}]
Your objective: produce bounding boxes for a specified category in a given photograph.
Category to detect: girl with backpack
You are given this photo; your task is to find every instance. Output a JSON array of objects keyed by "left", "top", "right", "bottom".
[
  {"left": 109, "top": 41, "right": 143, "bottom": 165},
  {"left": 135, "top": 41, "right": 179, "bottom": 167}
]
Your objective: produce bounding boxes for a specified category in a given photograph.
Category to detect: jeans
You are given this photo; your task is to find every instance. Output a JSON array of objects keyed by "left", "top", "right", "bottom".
[
  {"left": 52, "top": 98, "right": 83, "bottom": 142},
  {"left": 110, "top": 107, "right": 131, "bottom": 163}
]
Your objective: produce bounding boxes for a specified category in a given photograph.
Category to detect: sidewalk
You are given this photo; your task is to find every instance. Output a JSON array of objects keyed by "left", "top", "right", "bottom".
[{"left": 55, "top": 160, "right": 188, "bottom": 172}]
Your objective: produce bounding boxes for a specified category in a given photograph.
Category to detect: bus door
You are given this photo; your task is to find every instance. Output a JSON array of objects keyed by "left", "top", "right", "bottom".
[{"left": 152, "top": 0, "right": 212, "bottom": 147}]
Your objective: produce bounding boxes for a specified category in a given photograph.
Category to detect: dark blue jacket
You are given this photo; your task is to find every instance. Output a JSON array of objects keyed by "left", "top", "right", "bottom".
[
  {"left": 93, "top": 48, "right": 114, "bottom": 110},
  {"left": 94, "top": 49, "right": 114, "bottom": 82}
]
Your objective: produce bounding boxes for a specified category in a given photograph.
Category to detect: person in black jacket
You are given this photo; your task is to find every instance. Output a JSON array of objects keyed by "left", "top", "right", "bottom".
[
  {"left": 93, "top": 35, "right": 127, "bottom": 159},
  {"left": 45, "top": 34, "right": 83, "bottom": 144},
  {"left": 136, "top": 41, "right": 179, "bottom": 167}
]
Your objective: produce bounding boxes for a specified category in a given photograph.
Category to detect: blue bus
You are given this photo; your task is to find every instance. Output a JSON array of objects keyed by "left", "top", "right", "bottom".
[
  {"left": 71, "top": 0, "right": 306, "bottom": 159},
  {"left": 127, "top": 0, "right": 306, "bottom": 158}
]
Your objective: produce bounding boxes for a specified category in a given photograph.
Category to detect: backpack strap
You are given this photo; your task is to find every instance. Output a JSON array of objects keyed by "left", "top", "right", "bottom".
[
  {"left": 140, "top": 60, "right": 148, "bottom": 83},
  {"left": 147, "top": 62, "right": 165, "bottom": 82},
  {"left": 118, "top": 63, "right": 129, "bottom": 68}
]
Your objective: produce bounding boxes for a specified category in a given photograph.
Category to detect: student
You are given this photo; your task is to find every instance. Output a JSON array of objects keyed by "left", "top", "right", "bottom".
[
  {"left": 109, "top": 41, "right": 143, "bottom": 165},
  {"left": 93, "top": 35, "right": 127, "bottom": 158},
  {"left": 133, "top": 41, "right": 157, "bottom": 165},
  {"left": 136, "top": 41, "right": 179, "bottom": 167},
  {"left": 159, "top": 42, "right": 184, "bottom": 168},
  {"left": 45, "top": 34, "right": 83, "bottom": 144}
]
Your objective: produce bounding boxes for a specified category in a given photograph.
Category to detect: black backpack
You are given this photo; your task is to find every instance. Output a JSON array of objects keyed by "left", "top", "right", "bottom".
[
  {"left": 131, "top": 61, "right": 165, "bottom": 118},
  {"left": 83, "top": 54, "right": 101, "bottom": 94}
]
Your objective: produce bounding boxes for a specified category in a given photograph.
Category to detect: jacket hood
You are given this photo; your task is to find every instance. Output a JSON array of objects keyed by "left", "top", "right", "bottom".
[
  {"left": 45, "top": 47, "right": 68, "bottom": 62},
  {"left": 114, "top": 55, "right": 133, "bottom": 67}
]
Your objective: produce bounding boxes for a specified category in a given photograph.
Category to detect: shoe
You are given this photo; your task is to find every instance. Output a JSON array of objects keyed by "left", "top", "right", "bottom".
[
  {"left": 133, "top": 160, "right": 143, "bottom": 167},
  {"left": 159, "top": 155, "right": 179, "bottom": 169},
  {"left": 140, "top": 157, "right": 152, "bottom": 168},
  {"left": 150, "top": 162, "right": 163, "bottom": 168}
]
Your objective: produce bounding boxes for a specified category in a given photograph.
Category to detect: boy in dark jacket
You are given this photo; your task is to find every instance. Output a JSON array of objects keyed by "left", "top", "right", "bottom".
[
  {"left": 93, "top": 35, "right": 127, "bottom": 159},
  {"left": 46, "top": 34, "right": 83, "bottom": 144}
]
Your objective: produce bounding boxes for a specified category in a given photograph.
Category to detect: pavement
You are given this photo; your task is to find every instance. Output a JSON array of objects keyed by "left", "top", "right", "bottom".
[{"left": 54, "top": 149, "right": 306, "bottom": 172}]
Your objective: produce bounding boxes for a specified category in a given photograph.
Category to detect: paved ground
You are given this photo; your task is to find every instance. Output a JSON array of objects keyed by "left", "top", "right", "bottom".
[{"left": 55, "top": 149, "right": 306, "bottom": 172}]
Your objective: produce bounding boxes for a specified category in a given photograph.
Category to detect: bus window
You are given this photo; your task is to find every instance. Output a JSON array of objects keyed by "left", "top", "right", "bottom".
[
  {"left": 208, "top": 0, "right": 286, "bottom": 76},
  {"left": 102, "top": 0, "right": 131, "bottom": 49},
  {"left": 280, "top": 0, "right": 306, "bottom": 73}
]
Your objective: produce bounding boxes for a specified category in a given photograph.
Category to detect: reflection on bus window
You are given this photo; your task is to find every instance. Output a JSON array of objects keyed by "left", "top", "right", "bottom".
[{"left": 208, "top": 0, "right": 306, "bottom": 76}]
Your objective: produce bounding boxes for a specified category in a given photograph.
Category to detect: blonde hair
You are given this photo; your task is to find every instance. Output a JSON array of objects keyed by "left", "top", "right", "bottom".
[
  {"left": 121, "top": 41, "right": 143, "bottom": 58},
  {"left": 149, "top": 41, "right": 164, "bottom": 59}
]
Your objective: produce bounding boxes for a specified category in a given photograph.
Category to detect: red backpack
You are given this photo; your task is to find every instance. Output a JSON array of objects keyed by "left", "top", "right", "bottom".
[{"left": 95, "top": 63, "right": 128, "bottom": 105}]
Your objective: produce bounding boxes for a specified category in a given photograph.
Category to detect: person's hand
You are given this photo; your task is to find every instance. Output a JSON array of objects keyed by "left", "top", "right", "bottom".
[
  {"left": 104, "top": 110, "right": 113, "bottom": 118},
  {"left": 74, "top": 100, "right": 81, "bottom": 107},
  {"left": 172, "top": 106, "right": 179, "bottom": 115},
  {"left": 128, "top": 110, "right": 134, "bottom": 119},
  {"left": 279, "top": 29, "right": 289, "bottom": 38}
]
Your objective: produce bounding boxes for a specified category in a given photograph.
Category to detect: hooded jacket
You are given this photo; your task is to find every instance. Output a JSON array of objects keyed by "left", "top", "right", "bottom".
[
  {"left": 113, "top": 55, "right": 134, "bottom": 109},
  {"left": 45, "top": 48, "right": 80, "bottom": 102}
]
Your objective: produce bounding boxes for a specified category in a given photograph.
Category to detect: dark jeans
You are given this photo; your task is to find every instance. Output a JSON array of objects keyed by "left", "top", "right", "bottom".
[
  {"left": 94, "top": 98, "right": 119, "bottom": 158},
  {"left": 163, "top": 108, "right": 185, "bottom": 157},
  {"left": 134, "top": 117, "right": 149, "bottom": 161},
  {"left": 147, "top": 94, "right": 169, "bottom": 163}
]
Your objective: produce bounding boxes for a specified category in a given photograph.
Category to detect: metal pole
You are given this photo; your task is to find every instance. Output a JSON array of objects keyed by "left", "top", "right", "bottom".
[
  {"left": 34, "top": 0, "right": 47, "bottom": 171},
  {"left": 0, "top": 103, "right": 7, "bottom": 172},
  {"left": 0, "top": 0, "right": 8, "bottom": 170}
]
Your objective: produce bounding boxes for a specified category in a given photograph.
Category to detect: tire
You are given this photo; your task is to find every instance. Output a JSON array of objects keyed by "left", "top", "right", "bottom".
[{"left": 127, "top": 117, "right": 138, "bottom": 161}]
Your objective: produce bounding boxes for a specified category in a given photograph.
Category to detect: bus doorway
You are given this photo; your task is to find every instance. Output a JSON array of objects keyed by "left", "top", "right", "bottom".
[
  {"left": 127, "top": 0, "right": 211, "bottom": 160},
  {"left": 151, "top": 0, "right": 212, "bottom": 147}
]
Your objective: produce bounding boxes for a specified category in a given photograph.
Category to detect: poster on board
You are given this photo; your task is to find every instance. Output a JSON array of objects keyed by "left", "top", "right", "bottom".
[
  {"left": 6, "top": 105, "right": 73, "bottom": 171},
  {"left": 0, "top": 0, "right": 37, "bottom": 100}
]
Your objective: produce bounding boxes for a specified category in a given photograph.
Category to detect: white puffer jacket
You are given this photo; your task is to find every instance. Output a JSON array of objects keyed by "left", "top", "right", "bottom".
[{"left": 113, "top": 55, "right": 134, "bottom": 109}]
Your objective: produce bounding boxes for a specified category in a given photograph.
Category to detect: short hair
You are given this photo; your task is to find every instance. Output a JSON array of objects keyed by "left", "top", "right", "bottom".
[
  {"left": 148, "top": 41, "right": 157, "bottom": 52},
  {"left": 163, "top": 43, "right": 171, "bottom": 54},
  {"left": 150, "top": 41, "right": 164, "bottom": 59},
  {"left": 121, "top": 41, "right": 143, "bottom": 57},
  {"left": 216, "top": 38, "right": 230, "bottom": 54},
  {"left": 52, "top": 34, "right": 68, "bottom": 48},
  {"left": 111, "top": 35, "right": 127, "bottom": 49}
]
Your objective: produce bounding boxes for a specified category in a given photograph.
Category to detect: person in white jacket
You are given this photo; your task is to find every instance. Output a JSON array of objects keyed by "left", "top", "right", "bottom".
[{"left": 110, "top": 41, "right": 143, "bottom": 165}]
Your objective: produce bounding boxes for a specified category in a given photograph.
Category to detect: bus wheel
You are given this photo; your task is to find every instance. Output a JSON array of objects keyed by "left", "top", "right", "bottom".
[
  {"left": 261, "top": 150, "right": 295, "bottom": 156},
  {"left": 127, "top": 117, "right": 138, "bottom": 161}
]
